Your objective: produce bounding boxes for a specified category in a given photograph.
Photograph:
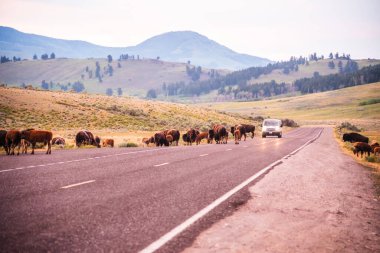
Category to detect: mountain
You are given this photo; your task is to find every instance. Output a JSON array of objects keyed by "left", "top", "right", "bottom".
[{"left": 0, "top": 26, "right": 271, "bottom": 70}]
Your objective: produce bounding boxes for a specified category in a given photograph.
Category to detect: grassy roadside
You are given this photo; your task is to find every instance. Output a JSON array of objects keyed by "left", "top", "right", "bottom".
[{"left": 334, "top": 126, "right": 380, "bottom": 197}]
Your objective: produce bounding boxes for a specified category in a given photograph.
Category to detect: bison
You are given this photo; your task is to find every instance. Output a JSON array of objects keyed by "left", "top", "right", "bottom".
[
  {"left": 163, "top": 129, "right": 180, "bottom": 146},
  {"left": 195, "top": 132, "right": 209, "bottom": 145},
  {"left": 353, "top": 142, "right": 372, "bottom": 158},
  {"left": 234, "top": 129, "right": 241, "bottom": 144},
  {"left": 75, "top": 131, "right": 100, "bottom": 148},
  {"left": 166, "top": 135, "right": 173, "bottom": 145},
  {"left": 154, "top": 132, "right": 169, "bottom": 147},
  {"left": 52, "top": 137, "right": 65, "bottom": 146},
  {"left": 208, "top": 129, "right": 215, "bottom": 144},
  {"left": 5, "top": 130, "right": 21, "bottom": 155},
  {"left": 102, "top": 139, "right": 114, "bottom": 148},
  {"left": 343, "top": 133, "right": 369, "bottom": 143},
  {"left": 0, "top": 130, "right": 9, "bottom": 155},
  {"left": 20, "top": 129, "right": 52, "bottom": 155},
  {"left": 241, "top": 124, "right": 255, "bottom": 140},
  {"left": 213, "top": 125, "right": 228, "bottom": 144}
]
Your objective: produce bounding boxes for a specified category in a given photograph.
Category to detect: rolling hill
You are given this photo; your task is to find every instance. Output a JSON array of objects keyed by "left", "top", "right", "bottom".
[
  {"left": 204, "top": 82, "right": 380, "bottom": 130},
  {"left": 0, "top": 58, "right": 224, "bottom": 97},
  {"left": 0, "top": 26, "right": 271, "bottom": 70}
]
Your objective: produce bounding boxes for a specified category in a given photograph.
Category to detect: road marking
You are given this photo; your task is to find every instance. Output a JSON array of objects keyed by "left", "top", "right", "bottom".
[
  {"left": 61, "top": 180, "right": 95, "bottom": 189},
  {"left": 154, "top": 162, "right": 169, "bottom": 167},
  {"left": 226, "top": 148, "right": 232, "bottom": 151},
  {"left": 243, "top": 146, "right": 248, "bottom": 148},
  {"left": 199, "top": 154, "right": 208, "bottom": 157},
  {"left": 139, "top": 128, "right": 324, "bottom": 253}
]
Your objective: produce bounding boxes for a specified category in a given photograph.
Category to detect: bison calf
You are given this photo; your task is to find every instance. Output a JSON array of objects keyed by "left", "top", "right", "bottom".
[
  {"left": 353, "top": 142, "right": 372, "bottom": 158},
  {"left": 102, "top": 139, "right": 114, "bottom": 148}
]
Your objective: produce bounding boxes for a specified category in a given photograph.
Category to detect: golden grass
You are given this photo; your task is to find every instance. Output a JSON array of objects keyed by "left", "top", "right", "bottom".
[
  {"left": 0, "top": 87, "right": 254, "bottom": 147},
  {"left": 203, "top": 82, "right": 380, "bottom": 130},
  {"left": 334, "top": 127, "right": 380, "bottom": 197}
]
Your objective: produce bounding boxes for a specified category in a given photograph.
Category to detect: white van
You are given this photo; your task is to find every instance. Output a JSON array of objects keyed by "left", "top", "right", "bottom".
[{"left": 261, "top": 119, "right": 283, "bottom": 138}]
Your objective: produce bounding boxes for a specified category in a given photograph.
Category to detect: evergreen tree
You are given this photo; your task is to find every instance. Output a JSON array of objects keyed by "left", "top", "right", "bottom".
[
  {"left": 106, "top": 88, "right": 113, "bottom": 96},
  {"left": 72, "top": 81, "right": 85, "bottom": 92},
  {"left": 329, "top": 53, "right": 333, "bottom": 59},
  {"left": 107, "top": 55, "right": 112, "bottom": 63},
  {"left": 338, "top": 61, "right": 343, "bottom": 73},
  {"left": 50, "top": 52, "right": 55, "bottom": 59},
  {"left": 146, "top": 89, "right": 157, "bottom": 98},
  {"left": 117, "top": 88, "right": 123, "bottom": 96},
  {"left": 33, "top": 54, "right": 38, "bottom": 60}
]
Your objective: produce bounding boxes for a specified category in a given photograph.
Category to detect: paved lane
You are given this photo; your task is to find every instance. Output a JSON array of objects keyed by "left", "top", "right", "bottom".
[{"left": 0, "top": 127, "right": 322, "bottom": 252}]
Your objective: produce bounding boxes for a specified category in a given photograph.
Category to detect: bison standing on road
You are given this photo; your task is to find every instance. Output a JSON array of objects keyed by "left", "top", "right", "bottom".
[
  {"left": 343, "top": 133, "right": 369, "bottom": 143},
  {"left": 0, "top": 130, "right": 9, "bottom": 155},
  {"left": 5, "top": 130, "right": 21, "bottom": 155},
  {"left": 213, "top": 125, "right": 228, "bottom": 144},
  {"left": 154, "top": 132, "right": 169, "bottom": 147},
  {"left": 21, "top": 129, "right": 52, "bottom": 155},
  {"left": 75, "top": 131, "right": 101, "bottom": 148},
  {"left": 241, "top": 124, "right": 255, "bottom": 140}
]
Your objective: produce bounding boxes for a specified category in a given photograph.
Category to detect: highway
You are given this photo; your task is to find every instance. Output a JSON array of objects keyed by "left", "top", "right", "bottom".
[{"left": 0, "top": 127, "right": 323, "bottom": 252}]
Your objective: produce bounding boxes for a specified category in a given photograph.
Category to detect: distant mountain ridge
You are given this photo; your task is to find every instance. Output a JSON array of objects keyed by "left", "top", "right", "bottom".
[{"left": 0, "top": 26, "right": 271, "bottom": 70}]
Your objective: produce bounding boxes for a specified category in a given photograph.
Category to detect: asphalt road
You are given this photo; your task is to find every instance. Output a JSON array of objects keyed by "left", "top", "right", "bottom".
[{"left": 0, "top": 127, "right": 322, "bottom": 252}]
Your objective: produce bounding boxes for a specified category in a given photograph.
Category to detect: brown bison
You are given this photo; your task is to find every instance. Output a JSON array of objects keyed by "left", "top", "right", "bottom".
[
  {"left": 374, "top": 147, "right": 380, "bottom": 156},
  {"left": 195, "top": 132, "right": 209, "bottom": 145},
  {"left": 5, "top": 130, "right": 21, "bottom": 155},
  {"left": 213, "top": 125, "right": 228, "bottom": 144},
  {"left": 353, "top": 142, "right": 372, "bottom": 158},
  {"left": 102, "top": 139, "right": 114, "bottom": 148},
  {"left": 234, "top": 129, "right": 241, "bottom": 144},
  {"left": 20, "top": 139, "right": 30, "bottom": 154},
  {"left": 208, "top": 129, "right": 215, "bottom": 144},
  {"left": 182, "top": 133, "right": 191, "bottom": 145},
  {"left": 154, "top": 132, "right": 169, "bottom": 147},
  {"left": 166, "top": 135, "right": 174, "bottom": 145},
  {"left": 183, "top": 129, "right": 199, "bottom": 145},
  {"left": 0, "top": 130, "right": 9, "bottom": 155},
  {"left": 343, "top": 133, "right": 369, "bottom": 143},
  {"left": 75, "top": 131, "right": 100, "bottom": 148},
  {"left": 163, "top": 129, "right": 180, "bottom": 146},
  {"left": 21, "top": 129, "right": 52, "bottom": 155},
  {"left": 142, "top": 136, "right": 155, "bottom": 146}
]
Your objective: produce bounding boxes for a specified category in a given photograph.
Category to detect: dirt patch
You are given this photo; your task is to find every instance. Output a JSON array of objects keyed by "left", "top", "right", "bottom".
[{"left": 183, "top": 127, "right": 380, "bottom": 252}]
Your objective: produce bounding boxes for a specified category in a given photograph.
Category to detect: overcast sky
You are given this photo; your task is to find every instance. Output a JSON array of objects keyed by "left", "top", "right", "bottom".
[{"left": 1, "top": 0, "right": 379, "bottom": 61}]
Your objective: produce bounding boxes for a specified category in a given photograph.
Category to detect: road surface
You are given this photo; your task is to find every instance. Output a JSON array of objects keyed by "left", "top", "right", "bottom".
[{"left": 0, "top": 127, "right": 322, "bottom": 252}]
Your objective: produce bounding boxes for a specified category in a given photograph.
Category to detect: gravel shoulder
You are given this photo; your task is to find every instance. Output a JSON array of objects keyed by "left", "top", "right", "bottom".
[{"left": 183, "top": 127, "right": 380, "bottom": 253}]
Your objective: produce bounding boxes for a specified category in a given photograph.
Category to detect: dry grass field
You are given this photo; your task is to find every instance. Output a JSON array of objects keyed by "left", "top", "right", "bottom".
[
  {"left": 206, "top": 82, "right": 380, "bottom": 130},
  {"left": 0, "top": 87, "right": 252, "bottom": 148},
  {"left": 0, "top": 58, "right": 227, "bottom": 97}
]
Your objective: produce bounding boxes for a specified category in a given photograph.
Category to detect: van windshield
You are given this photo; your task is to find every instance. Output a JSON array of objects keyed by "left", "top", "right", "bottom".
[{"left": 264, "top": 120, "right": 281, "bottom": 126}]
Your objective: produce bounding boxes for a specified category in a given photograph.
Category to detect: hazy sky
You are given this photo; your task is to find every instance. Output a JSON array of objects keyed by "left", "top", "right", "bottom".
[{"left": 1, "top": 0, "right": 379, "bottom": 61}]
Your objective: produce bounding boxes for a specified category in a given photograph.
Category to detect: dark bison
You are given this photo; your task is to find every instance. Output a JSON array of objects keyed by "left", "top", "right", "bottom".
[
  {"left": 21, "top": 129, "right": 52, "bottom": 154},
  {"left": 353, "top": 142, "right": 373, "bottom": 158},
  {"left": 343, "top": 133, "right": 369, "bottom": 143},
  {"left": 241, "top": 124, "right": 255, "bottom": 139},
  {"left": 208, "top": 129, "right": 215, "bottom": 144},
  {"left": 213, "top": 125, "right": 228, "bottom": 144},
  {"left": 5, "top": 130, "right": 21, "bottom": 155},
  {"left": 52, "top": 137, "right": 65, "bottom": 146},
  {"left": 76, "top": 131, "right": 100, "bottom": 148},
  {"left": 154, "top": 132, "right": 169, "bottom": 147},
  {"left": 182, "top": 133, "right": 191, "bottom": 145},
  {"left": 183, "top": 129, "right": 199, "bottom": 145},
  {"left": 163, "top": 129, "right": 180, "bottom": 146},
  {"left": 0, "top": 130, "right": 8, "bottom": 155}
]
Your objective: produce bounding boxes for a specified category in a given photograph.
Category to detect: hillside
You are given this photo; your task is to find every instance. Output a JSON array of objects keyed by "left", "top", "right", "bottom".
[
  {"left": 204, "top": 82, "right": 380, "bottom": 130},
  {"left": 0, "top": 87, "right": 250, "bottom": 132},
  {"left": 249, "top": 59, "right": 380, "bottom": 85},
  {"left": 0, "top": 26, "right": 271, "bottom": 70},
  {"left": 0, "top": 58, "right": 227, "bottom": 97}
]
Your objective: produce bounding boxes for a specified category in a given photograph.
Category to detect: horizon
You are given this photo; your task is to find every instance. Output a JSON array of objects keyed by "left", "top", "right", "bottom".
[{"left": 1, "top": 0, "right": 380, "bottom": 61}]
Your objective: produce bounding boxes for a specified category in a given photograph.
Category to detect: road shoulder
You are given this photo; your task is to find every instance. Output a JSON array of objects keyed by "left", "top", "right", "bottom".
[{"left": 183, "top": 127, "right": 380, "bottom": 253}]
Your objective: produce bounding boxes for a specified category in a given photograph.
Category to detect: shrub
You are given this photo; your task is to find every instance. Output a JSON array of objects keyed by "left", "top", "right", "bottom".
[
  {"left": 359, "top": 98, "right": 380, "bottom": 106},
  {"left": 282, "top": 118, "right": 299, "bottom": 127},
  {"left": 119, "top": 142, "right": 138, "bottom": 148},
  {"left": 339, "top": 122, "right": 360, "bottom": 132}
]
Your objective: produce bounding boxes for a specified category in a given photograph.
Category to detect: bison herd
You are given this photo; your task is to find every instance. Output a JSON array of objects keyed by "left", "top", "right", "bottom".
[
  {"left": 0, "top": 124, "right": 255, "bottom": 155},
  {"left": 143, "top": 124, "right": 255, "bottom": 147},
  {"left": 0, "top": 129, "right": 113, "bottom": 155},
  {"left": 342, "top": 132, "right": 379, "bottom": 158}
]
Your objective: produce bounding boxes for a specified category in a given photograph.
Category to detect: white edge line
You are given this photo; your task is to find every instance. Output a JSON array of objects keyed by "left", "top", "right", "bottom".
[
  {"left": 199, "top": 154, "right": 208, "bottom": 157},
  {"left": 139, "top": 128, "right": 323, "bottom": 253},
  {"left": 61, "top": 180, "right": 96, "bottom": 189},
  {"left": 154, "top": 162, "right": 169, "bottom": 167}
]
